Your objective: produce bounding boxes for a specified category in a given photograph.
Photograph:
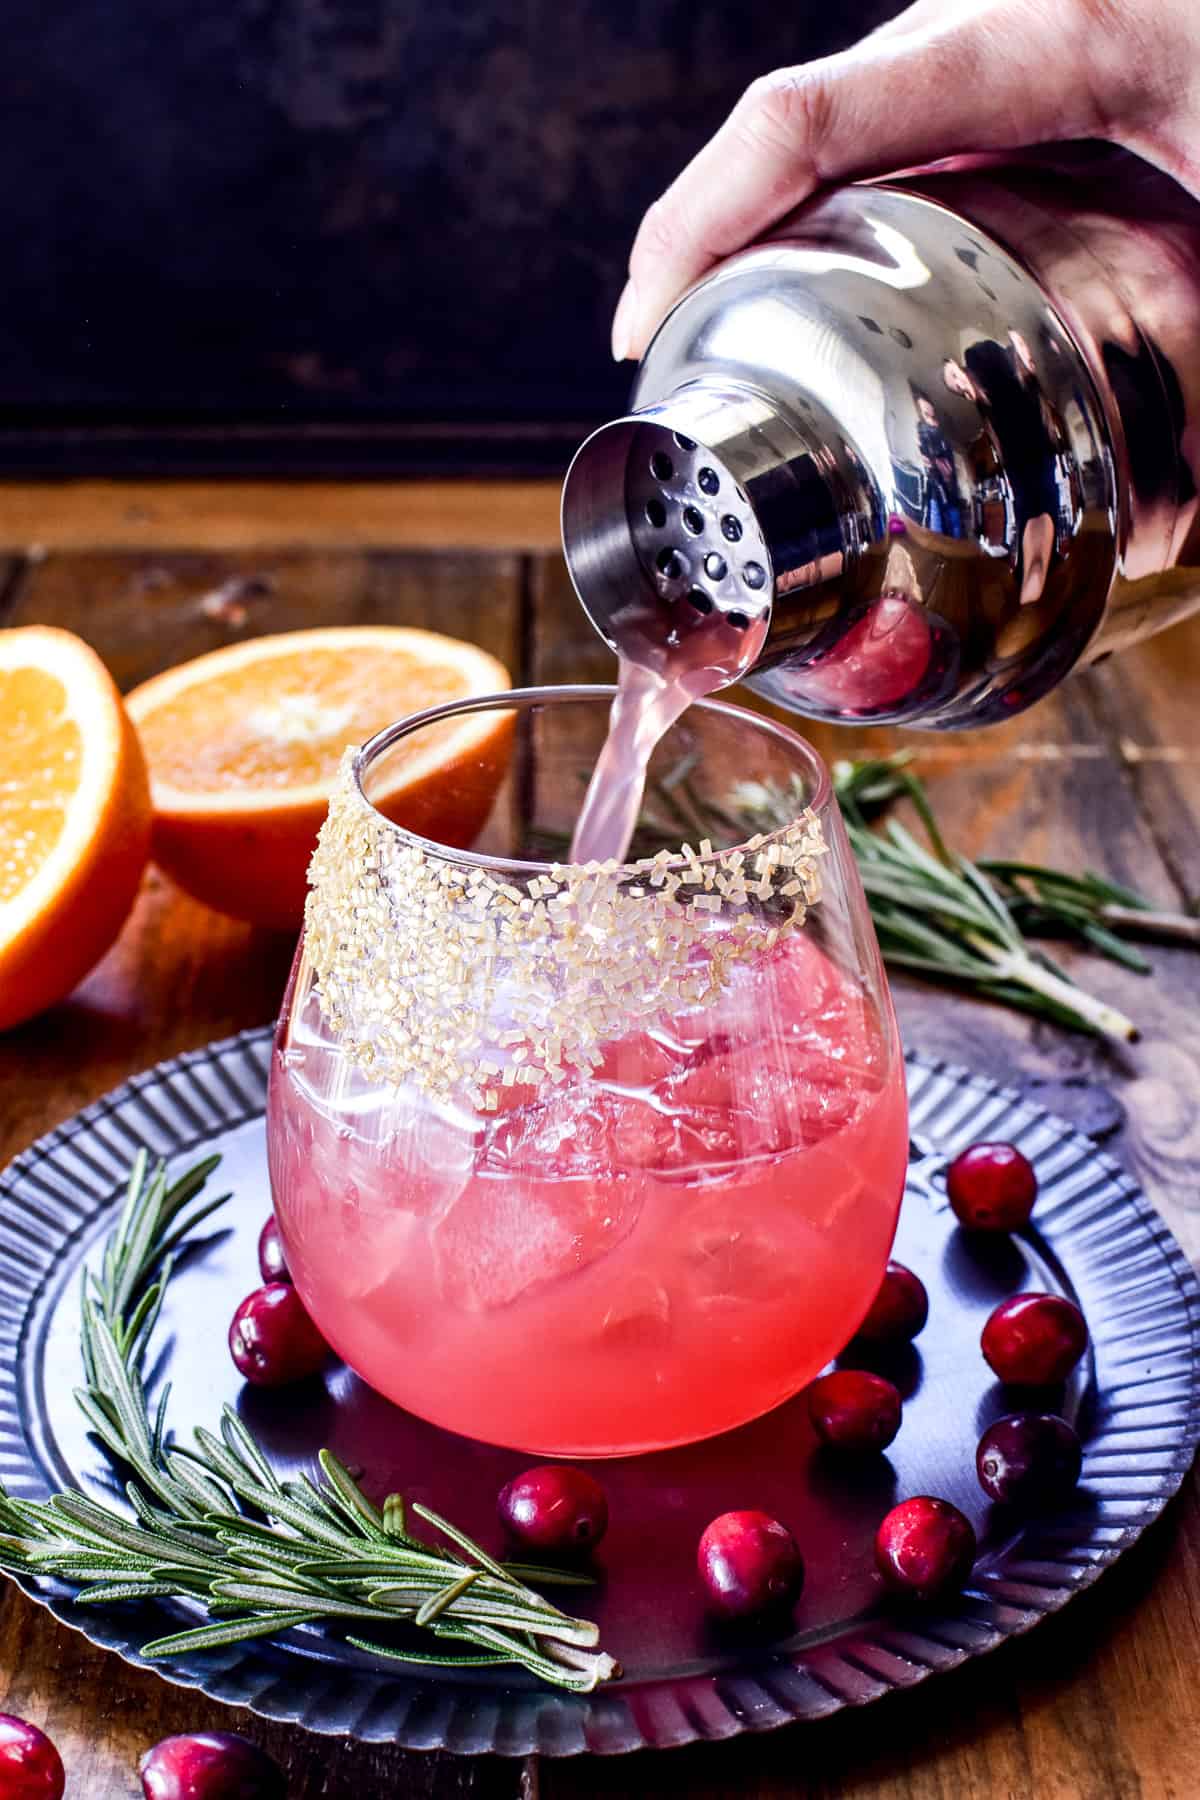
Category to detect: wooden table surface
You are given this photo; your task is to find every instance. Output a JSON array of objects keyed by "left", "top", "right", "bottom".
[{"left": 1, "top": 482, "right": 1198, "bottom": 1799}]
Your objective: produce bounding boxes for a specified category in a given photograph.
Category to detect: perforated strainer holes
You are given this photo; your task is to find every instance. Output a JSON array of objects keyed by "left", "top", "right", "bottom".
[{"left": 623, "top": 431, "right": 771, "bottom": 638}]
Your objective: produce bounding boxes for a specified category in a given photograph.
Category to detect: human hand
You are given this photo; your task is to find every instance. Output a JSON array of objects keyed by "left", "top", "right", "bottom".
[{"left": 612, "top": 0, "right": 1200, "bottom": 361}]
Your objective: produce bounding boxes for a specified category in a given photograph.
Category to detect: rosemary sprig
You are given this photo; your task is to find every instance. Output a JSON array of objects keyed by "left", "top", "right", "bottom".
[
  {"left": 0, "top": 1154, "right": 618, "bottom": 1692},
  {"left": 836, "top": 753, "right": 1197, "bottom": 956},
  {"left": 976, "top": 863, "right": 1200, "bottom": 957},
  {"left": 730, "top": 755, "right": 1154, "bottom": 1043}
]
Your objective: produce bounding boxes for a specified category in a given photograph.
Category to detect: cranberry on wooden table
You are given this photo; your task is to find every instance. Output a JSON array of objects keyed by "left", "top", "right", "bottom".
[
  {"left": 808, "top": 1369, "right": 902, "bottom": 1453},
  {"left": 139, "top": 1731, "right": 285, "bottom": 1800},
  {"left": 981, "top": 1293, "right": 1089, "bottom": 1386},
  {"left": 874, "top": 1496, "right": 976, "bottom": 1602},
  {"left": 977, "top": 1413, "right": 1083, "bottom": 1508},
  {"left": 497, "top": 1465, "right": 609, "bottom": 1554},
  {"left": 697, "top": 1510, "right": 805, "bottom": 1619},
  {"left": 0, "top": 1715, "right": 65, "bottom": 1800},
  {"left": 947, "top": 1141, "right": 1038, "bottom": 1231},
  {"left": 228, "top": 1282, "right": 329, "bottom": 1387},
  {"left": 257, "top": 1215, "right": 290, "bottom": 1285},
  {"left": 856, "top": 1261, "right": 929, "bottom": 1344}
]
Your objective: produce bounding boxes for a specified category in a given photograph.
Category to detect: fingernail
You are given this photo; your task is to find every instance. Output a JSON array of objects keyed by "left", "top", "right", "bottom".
[{"left": 611, "top": 279, "right": 638, "bottom": 362}]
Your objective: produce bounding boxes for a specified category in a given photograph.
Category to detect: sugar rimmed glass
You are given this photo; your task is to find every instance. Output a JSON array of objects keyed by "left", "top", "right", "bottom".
[{"left": 267, "top": 686, "right": 908, "bottom": 1456}]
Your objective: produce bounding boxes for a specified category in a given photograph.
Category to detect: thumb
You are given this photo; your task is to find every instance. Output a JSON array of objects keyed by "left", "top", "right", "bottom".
[{"left": 613, "top": 0, "right": 1116, "bottom": 360}]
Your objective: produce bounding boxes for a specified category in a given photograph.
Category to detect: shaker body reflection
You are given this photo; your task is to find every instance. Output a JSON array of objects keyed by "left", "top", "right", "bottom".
[
  {"left": 266, "top": 690, "right": 908, "bottom": 1457},
  {"left": 562, "top": 147, "right": 1200, "bottom": 728}
]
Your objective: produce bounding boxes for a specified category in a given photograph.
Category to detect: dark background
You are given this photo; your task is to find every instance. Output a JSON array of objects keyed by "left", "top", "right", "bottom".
[{"left": 0, "top": 0, "right": 891, "bottom": 473}]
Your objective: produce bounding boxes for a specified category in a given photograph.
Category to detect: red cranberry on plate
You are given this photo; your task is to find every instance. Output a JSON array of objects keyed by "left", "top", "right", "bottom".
[
  {"left": 977, "top": 1413, "right": 1083, "bottom": 1508},
  {"left": 697, "top": 1510, "right": 805, "bottom": 1620},
  {"left": 808, "top": 1370, "right": 902, "bottom": 1453},
  {"left": 257, "top": 1215, "right": 291, "bottom": 1285},
  {"left": 0, "top": 1715, "right": 65, "bottom": 1800},
  {"left": 139, "top": 1731, "right": 285, "bottom": 1800},
  {"left": 947, "top": 1141, "right": 1038, "bottom": 1232},
  {"left": 981, "top": 1293, "right": 1088, "bottom": 1386},
  {"left": 856, "top": 1261, "right": 929, "bottom": 1344},
  {"left": 497, "top": 1465, "right": 609, "bottom": 1555},
  {"left": 229, "top": 1282, "right": 329, "bottom": 1387},
  {"left": 874, "top": 1495, "right": 976, "bottom": 1602}
]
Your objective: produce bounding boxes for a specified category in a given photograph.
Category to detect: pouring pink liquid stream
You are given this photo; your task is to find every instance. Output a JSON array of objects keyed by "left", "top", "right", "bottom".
[
  {"left": 568, "top": 659, "right": 719, "bottom": 865},
  {"left": 570, "top": 599, "right": 778, "bottom": 866}
]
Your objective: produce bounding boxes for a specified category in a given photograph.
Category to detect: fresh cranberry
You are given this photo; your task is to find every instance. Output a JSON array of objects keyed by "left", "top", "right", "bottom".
[
  {"left": 947, "top": 1141, "right": 1038, "bottom": 1231},
  {"left": 257, "top": 1216, "right": 291, "bottom": 1285},
  {"left": 697, "top": 1510, "right": 805, "bottom": 1619},
  {"left": 977, "top": 1413, "right": 1083, "bottom": 1508},
  {"left": 139, "top": 1731, "right": 285, "bottom": 1800},
  {"left": 981, "top": 1293, "right": 1088, "bottom": 1386},
  {"left": 497, "top": 1466, "right": 608, "bottom": 1554},
  {"left": 808, "top": 1370, "right": 902, "bottom": 1453},
  {"left": 229, "top": 1282, "right": 329, "bottom": 1387},
  {"left": 874, "top": 1496, "right": 976, "bottom": 1601},
  {"left": 856, "top": 1261, "right": 929, "bottom": 1344},
  {"left": 0, "top": 1716, "right": 65, "bottom": 1800}
]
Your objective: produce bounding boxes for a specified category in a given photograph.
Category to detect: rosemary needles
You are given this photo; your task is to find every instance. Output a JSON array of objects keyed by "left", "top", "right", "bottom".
[
  {"left": 831, "top": 756, "right": 1143, "bottom": 1043},
  {"left": 0, "top": 1152, "right": 618, "bottom": 1692}
]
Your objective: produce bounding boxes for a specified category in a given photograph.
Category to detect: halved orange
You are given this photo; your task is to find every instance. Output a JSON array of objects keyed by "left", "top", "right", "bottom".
[
  {"left": 125, "top": 627, "right": 512, "bottom": 930},
  {"left": 0, "top": 626, "right": 152, "bottom": 1032}
]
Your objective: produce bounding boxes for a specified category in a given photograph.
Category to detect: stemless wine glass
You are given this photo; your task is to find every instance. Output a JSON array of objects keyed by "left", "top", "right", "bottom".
[{"left": 267, "top": 687, "right": 908, "bottom": 1457}]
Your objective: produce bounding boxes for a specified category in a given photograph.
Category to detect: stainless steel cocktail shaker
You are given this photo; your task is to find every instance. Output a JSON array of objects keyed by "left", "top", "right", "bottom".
[{"left": 561, "top": 146, "right": 1200, "bottom": 726}]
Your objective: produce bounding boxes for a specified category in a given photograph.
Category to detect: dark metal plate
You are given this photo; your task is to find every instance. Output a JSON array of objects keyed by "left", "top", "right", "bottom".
[{"left": 1, "top": 1029, "right": 1197, "bottom": 1756}]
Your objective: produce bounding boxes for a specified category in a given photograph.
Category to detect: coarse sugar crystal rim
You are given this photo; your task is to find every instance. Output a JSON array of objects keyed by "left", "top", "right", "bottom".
[
  {"left": 351, "top": 682, "right": 833, "bottom": 877},
  {"left": 307, "top": 691, "right": 831, "bottom": 1106}
]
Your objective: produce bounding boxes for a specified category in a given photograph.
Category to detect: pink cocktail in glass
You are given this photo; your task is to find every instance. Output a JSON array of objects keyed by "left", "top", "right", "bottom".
[{"left": 268, "top": 688, "right": 908, "bottom": 1456}]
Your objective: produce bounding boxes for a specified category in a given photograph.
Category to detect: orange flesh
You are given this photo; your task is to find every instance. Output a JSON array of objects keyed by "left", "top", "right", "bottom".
[
  {"left": 0, "top": 666, "right": 81, "bottom": 903},
  {"left": 134, "top": 648, "right": 476, "bottom": 793}
]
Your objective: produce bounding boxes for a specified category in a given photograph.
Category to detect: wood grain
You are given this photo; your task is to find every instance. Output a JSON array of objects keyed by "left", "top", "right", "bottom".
[
  {"left": 2, "top": 522, "right": 1200, "bottom": 1798},
  {"left": 0, "top": 481, "right": 562, "bottom": 554},
  {"left": 1082, "top": 630, "right": 1200, "bottom": 908},
  {"left": 0, "top": 558, "right": 24, "bottom": 623},
  {"left": 5, "top": 548, "right": 524, "bottom": 691}
]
